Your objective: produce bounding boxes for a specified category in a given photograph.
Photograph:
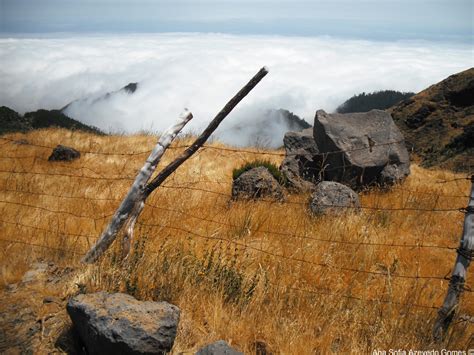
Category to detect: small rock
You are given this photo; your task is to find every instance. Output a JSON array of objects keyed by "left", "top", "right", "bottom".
[
  {"left": 232, "top": 166, "right": 284, "bottom": 200},
  {"left": 21, "top": 262, "right": 49, "bottom": 284},
  {"left": 67, "top": 292, "right": 180, "bottom": 355},
  {"left": 309, "top": 181, "right": 360, "bottom": 215},
  {"left": 255, "top": 340, "right": 272, "bottom": 355},
  {"left": 13, "top": 139, "right": 29, "bottom": 145},
  {"left": 6, "top": 283, "right": 18, "bottom": 292},
  {"left": 48, "top": 145, "right": 80, "bottom": 162},
  {"left": 43, "top": 296, "right": 59, "bottom": 304},
  {"left": 196, "top": 340, "right": 243, "bottom": 355}
]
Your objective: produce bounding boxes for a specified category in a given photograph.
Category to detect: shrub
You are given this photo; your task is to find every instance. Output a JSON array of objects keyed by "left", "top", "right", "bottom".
[{"left": 232, "top": 160, "right": 286, "bottom": 185}]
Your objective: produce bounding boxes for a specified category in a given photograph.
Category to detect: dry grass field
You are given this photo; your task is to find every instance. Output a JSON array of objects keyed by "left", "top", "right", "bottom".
[{"left": 0, "top": 128, "right": 472, "bottom": 353}]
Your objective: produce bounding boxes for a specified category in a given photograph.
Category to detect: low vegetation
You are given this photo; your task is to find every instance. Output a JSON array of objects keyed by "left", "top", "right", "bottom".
[
  {"left": 0, "top": 128, "right": 472, "bottom": 353},
  {"left": 232, "top": 159, "right": 286, "bottom": 184}
]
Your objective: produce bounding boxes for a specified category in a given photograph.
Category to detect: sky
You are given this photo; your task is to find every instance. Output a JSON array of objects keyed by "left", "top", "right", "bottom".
[
  {"left": 0, "top": 1, "right": 473, "bottom": 145},
  {"left": 1, "top": 0, "right": 473, "bottom": 41}
]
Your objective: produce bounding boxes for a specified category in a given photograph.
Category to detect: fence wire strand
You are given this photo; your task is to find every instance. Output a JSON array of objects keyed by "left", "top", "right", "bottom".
[{"left": 1, "top": 135, "right": 472, "bottom": 313}]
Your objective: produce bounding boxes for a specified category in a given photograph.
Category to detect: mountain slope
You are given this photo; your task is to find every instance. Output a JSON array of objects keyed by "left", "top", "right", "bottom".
[
  {"left": 390, "top": 68, "right": 474, "bottom": 172},
  {"left": 0, "top": 106, "right": 103, "bottom": 135}
]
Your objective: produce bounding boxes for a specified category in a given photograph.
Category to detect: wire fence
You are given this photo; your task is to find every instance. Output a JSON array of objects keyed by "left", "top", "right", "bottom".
[{"left": 0, "top": 135, "right": 472, "bottom": 313}]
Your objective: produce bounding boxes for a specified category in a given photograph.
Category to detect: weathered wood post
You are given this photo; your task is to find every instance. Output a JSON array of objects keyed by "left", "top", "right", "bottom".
[
  {"left": 433, "top": 175, "right": 474, "bottom": 341},
  {"left": 82, "top": 110, "right": 193, "bottom": 263},
  {"left": 82, "top": 67, "right": 269, "bottom": 263}
]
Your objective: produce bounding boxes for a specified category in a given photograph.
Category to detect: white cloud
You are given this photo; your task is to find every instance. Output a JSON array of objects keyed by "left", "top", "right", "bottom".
[{"left": 0, "top": 33, "right": 472, "bottom": 146}]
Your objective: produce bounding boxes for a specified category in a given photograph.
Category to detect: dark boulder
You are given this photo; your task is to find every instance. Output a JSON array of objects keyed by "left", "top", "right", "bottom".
[
  {"left": 232, "top": 167, "right": 284, "bottom": 200},
  {"left": 48, "top": 145, "right": 80, "bottom": 162},
  {"left": 280, "top": 128, "right": 320, "bottom": 191},
  {"left": 313, "top": 109, "right": 410, "bottom": 189},
  {"left": 309, "top": 181, "right": 360, "bottom": 215},
  {"left": 196, "top": 340, "right": 243, "bottom": 355},
  {"left": 67, "top": 292, "right": 180, "bottom": 355}
]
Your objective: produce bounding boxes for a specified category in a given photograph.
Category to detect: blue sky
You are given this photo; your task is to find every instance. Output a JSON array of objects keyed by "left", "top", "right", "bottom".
[{"left": 1, "top": 0, "right": 473, "bottom": 41}]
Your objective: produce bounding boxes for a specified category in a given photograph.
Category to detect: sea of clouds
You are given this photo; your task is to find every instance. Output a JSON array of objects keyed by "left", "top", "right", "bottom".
[{"left": 0, "top": 33, "right": 472, "bottom": 146}]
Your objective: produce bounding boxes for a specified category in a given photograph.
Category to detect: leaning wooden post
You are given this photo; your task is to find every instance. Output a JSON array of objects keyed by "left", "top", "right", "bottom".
[
  {"left": 82, "top": 67, "right": 269, "bottom": 264},
  {"left": 124, "top": 66, "right": 268, "bottom": 253},
  {"left": 82, "top": 110, "right": 193, "bottom": 263},
  {"left": 433, "top": 175, "right": 474, "bottom": 341}
]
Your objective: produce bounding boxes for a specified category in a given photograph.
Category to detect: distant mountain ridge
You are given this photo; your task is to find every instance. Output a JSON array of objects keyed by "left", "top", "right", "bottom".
[
  {"left": 0, "top": 81, "right": 310, "bottom": 146},
  {"left": 389, "top": 67, "right": 473, "bottom": 171},
  {"left": 336, "top": 90, "right": 415, "bottom": 113},
  {"left": 0, "top": 106, "right": 103, "bottom": 135},
  {"left": 0, "top": 82, "right": 141, "bottom": 136},
  {"left": 61, "top": 82, "right": 139, "bottom": 112}
]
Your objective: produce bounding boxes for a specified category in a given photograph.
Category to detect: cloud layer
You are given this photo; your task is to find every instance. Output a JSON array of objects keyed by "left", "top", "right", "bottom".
[{"left": 0, "top": 33, "right": 472, "bottom": 146}]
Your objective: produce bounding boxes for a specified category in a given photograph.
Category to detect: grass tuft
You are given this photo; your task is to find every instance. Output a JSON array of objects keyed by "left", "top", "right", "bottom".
[{"left": 232, "top": 159, "right": 286, "bottom": 185}]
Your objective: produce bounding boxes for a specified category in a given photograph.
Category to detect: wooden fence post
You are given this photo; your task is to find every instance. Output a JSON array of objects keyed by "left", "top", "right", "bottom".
[
  {"left": 81, "top": 110, "right": 193, "bottom": 263},
  {"left": 82, "top": 67, "right": 269, "bottom": 263},
  {"left": 433, "top": 175, "right": 474, "bottom": 341}
]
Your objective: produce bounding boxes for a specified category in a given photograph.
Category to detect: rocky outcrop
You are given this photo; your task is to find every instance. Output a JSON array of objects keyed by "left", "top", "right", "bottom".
[
  {"left": 67, "top": 292, "right": 180, "bottom": 355},
  {"left": 232, "top": 167, "right": 284, "bottom": 200},
  {"left": 122, "top": 82, "right": 139, "bottom": 94},
  {"left": 196, "top": 340, "right": 243, "bottom": 355},
  {"left": 313, "top": 109, "right": 410, "bottom": 189},
  {"left": 390, "top": 68, "right": 474, "bottom": 171},
  {"left": 280, "top": 128, "right": 320, "bottom": 191},
  {"left": 309, "top": 181, "right": 360, "bottom": 215},
  {"left": 48, "top": 145, "right": 80, "bottom": 162}
]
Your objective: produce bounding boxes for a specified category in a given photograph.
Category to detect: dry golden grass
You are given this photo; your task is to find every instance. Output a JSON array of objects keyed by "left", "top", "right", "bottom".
[{"left": 0, "top": 128, "right": 472, "bottom": 353}]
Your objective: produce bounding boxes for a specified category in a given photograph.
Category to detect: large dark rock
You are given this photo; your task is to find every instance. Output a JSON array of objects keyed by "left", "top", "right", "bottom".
[
  {"left": 280, "top": 128, "right": 320, "bottom": 191},
  {"left": 232, "top": 167, "right": 284, "bottom": 200},
  {"left": 196, "top": 340, "right": 243, "bottom": 355},
  {"left": 48, "top": 145, "right": 80, "bottom": 162},
  {"left": 309, "top": 181, "right": 360, "bottom": 215},
  {"left": 313, "top": 109, "right": 410, "bottom": 189},
  {"left": 67, "top": 292, "right": 180, "bottom": 355}
]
